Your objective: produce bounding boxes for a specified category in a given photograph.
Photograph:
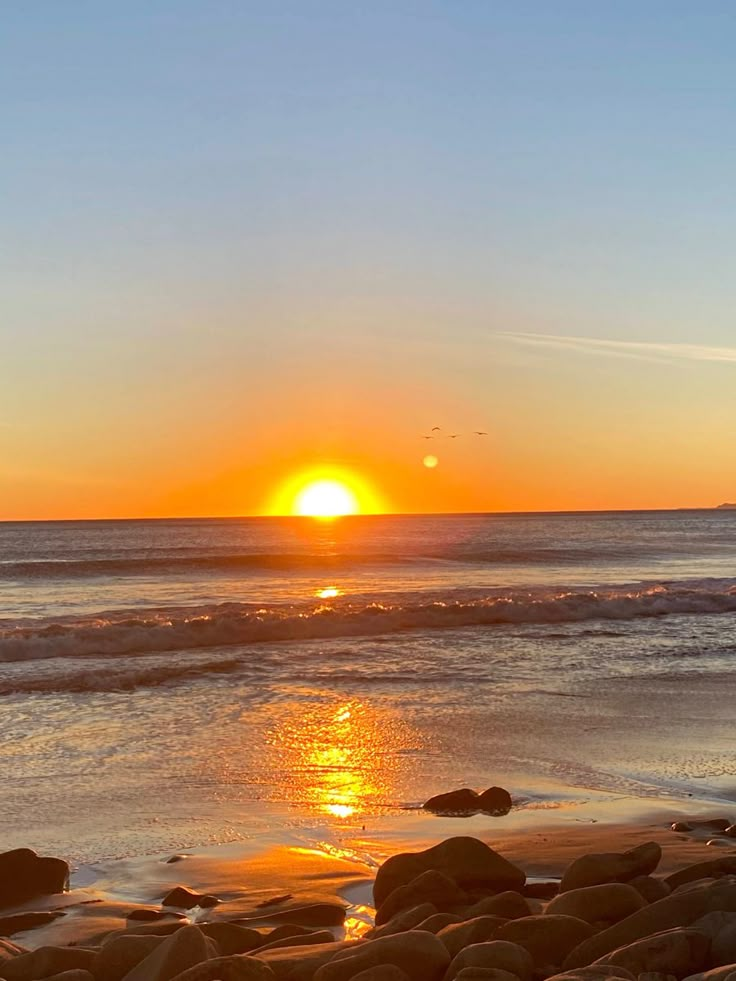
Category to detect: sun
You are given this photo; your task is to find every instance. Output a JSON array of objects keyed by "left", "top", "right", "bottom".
[
  {"left": 294, "top": 479, "right": 358, "bottom": 519},
  {"left": 268, "top": 466, "right": 384, "bottom": 518}
]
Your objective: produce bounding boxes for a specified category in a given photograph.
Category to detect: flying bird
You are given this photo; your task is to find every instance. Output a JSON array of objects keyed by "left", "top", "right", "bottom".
[
  {"left": 474, "top": 431, "right": 488, "bottom": 436},
  {"left": 447, "top": 434, "right": 461, "bottom": 438},
  {"left": 421, "top": 435, "right": 434, "bottom": 440},
  {"left": 431, "top": 426, "right": 441, "bottom": 432}
]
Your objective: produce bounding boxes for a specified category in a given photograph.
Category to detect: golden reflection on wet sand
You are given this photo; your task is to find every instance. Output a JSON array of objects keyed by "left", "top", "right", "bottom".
[{"left": 266, "top": 699, "right": 425, "bottom": 817}]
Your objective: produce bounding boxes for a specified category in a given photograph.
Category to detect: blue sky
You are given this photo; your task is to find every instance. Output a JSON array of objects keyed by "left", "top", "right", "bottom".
[{"left": 2, "top": 2, "right": 735, "bottom": 516}]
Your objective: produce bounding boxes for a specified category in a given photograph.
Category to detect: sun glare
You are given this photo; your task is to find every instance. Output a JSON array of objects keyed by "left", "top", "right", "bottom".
[
  {"left": 294, "top": 479, "right": 358, "bottom": 518},
  {"left": 269, "top": 466, "right": 383, "bottom": 518}
]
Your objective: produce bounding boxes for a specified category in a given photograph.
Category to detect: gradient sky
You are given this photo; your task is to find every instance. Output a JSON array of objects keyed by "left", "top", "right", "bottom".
[{"left": 2, "top": 1, "right": 735, "bottom": 519}]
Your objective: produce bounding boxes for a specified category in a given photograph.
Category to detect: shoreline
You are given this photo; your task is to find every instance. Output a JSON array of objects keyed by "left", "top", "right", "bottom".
[{"left": 6, "top": 789, "right": 735, "bottom": 952}]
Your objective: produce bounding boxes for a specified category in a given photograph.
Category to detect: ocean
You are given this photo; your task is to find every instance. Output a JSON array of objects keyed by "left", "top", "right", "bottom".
[{"left": 2, "top": 510, "right": 736, "bottom": 863}]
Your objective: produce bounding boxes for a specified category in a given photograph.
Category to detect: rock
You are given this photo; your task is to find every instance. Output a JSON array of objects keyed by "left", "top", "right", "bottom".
[
  {"left": 94, "top": 935, "right": 164, "bottom": 981},
  {"left": 255, "top": 931, "right": 335, "bottom": 954},
  {"left": 0, "top": 911, "right": 65, "bottom": 935},
  {"left": 122, "top": 921, "right": 186, "bottom": 937},
  {"left": 563, "top": 878, "right": 736, "bottom": 970},
  {"left": 691, "top": 912, "right": 736, "bottom": 967},
  {"left": 478, "top": 788, "right": 513, "bottom": 815},
  {"left": 546, "top": 970, "right": 636, "bottom": 981},
  {"left": 128, "top": 909, "right": 185, "bottom": 922},
  {"left": 698, "top": 822, "right": 732, "bottom": 833},
  {"left": 377, "top": 871, "right": 467, "bottom": 924},
  {"left": 374, "top": 838, "right": 525, "bottom": 908},
  {"left": 546, "top": 884, "right": 647, "bottom": 925},
  {"left": 166, "top": 856, "right": 188, "bottom": 864},
  {"left": 524, "top": 883, "right": 560, "bottom": 901},
  {"left": 415, "top": 913, "right": 464, "bottom": 934},
  {"left": 2, "top": 947, "right": 96, "bottom": 981},
  {"left": 424, "top": 790, "right": 484, "bottom": 814},
  {"left": 161, "top": 887, "right": 220, "bottom": 909},
  {"left": 673, "top": 826, "right": 694, "bottom": 834},
  {"left": 592, "top": 928, "right": 709, "bottom": 977},
  {"left": 200, "top": 923, "right": 262, "bottom": 955},
  {"left": 44, "top": 973, "right": 95, "bottom": 981},
  {"left": 637, "top": 973, "right": 677, "bottom": 981},
  {"left": 313, "top": 931, "right": 451, "bottom": 981},
  {"left": 254, "top": 940, "right": 362, "bottom": 981},
  {"left": 369, "top": 904, "right": 440, "bottom": 939},
  {"left": 707, "top": 842, "right": 732, "bottom": 850},
  {"left": 351, "top": 968, "right": 410, "bottom": 981},
  {"left": 168, "top": 956, "right": 276, "bottom": 981},
  {"left": 260, "top": 926, "right": 313, "bottom": 945},
  {"left": 561, "top": 844, "right": 662, "bottom": 893},
  {"left": 666, "top": 863, "right": 736, "bottom": 892},
  {"left": 683, "top": 966, "right": 736, "bottom": 981},
  {"left": 247, "top": 904, "right": 347, "bottom": 927},
  {"left": 445, "top": 940, "right": 534, "bottom": 981},
  {"left": 724, "top": 828, "right": 736, "bottom": 840},
  {"left": 465, "top": 893, "right": 532, "bottom": 921},
  {"left": 0, "top": 849, "right": 70, "bottom": 908},
  {"left": 438, "top": 917, "right": 509, "bottom": 959},
  {"left": 121, "top": 924, "right": 211, "bottom": 981},
  {"left": 495, "top": 916, "right": 596, "bottom": 968},
  {"left": 453, "top": 970, "right": 519, "bottom": 981},
  {"left": 630, "top": 879, "right": 672, "bottom": 905}
]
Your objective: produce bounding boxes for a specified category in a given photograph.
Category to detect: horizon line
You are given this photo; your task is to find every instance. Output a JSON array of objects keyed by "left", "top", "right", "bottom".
[{"left": 0, "top": 504, "right": 731, "bottom": 524}]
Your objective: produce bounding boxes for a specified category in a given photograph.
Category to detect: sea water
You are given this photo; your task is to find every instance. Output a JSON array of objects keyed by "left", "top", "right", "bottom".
[{"left": 2, "top": 511, "right": 735, "bottom": 861}]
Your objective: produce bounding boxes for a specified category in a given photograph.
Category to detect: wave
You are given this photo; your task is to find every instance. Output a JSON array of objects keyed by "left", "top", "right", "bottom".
[
  {"left": 2, "top": 581, "right": 736, "bottom": 663},
  {"left": 0, "top": 545, "right": 666, "bottom": 580}
]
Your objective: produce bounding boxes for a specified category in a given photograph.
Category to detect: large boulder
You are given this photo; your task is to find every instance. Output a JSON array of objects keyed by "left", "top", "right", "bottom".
[
  {"left": 94, "top": 936, "right": 164, "bottom": 981},
  {"left": 121, "top": 925, "right": 212, "bottom": 981},
  {"left": 351, "top": 968, "right": 410, "bottom": 981},
  {"left": 369, "top": 904, "right": 439, "bottom": 939},
  {"left": 666, "top": 862, "right": 736, "bottom": 892},
  {"left": 592, "top": 928, "right": 710, "bottom": 977},
  {"left": 0, "top": 849, "right": 69, "bottom": 908},
  {"left": 374, "top": 839, "right": 525, "bottom": 907},
  {"left": 161, "top": 887, "right": 220, "bottom": 909},
  {"left": 255, "top": 931, "right": 335, "bottom": 954},
  {"left": 253, "top": 941, "right": 362, "bottom": 981},
  {"left": 445, "top": 941, "right": 534, "bottom": 981},
  {"left": 452, "top": 969, "right": 519, "bottom": 981},
  {"left": 313, "top": 931, "right": 451, "bottom": 981},
  {"left": 415, "top": 913, "right": 464, "bottom": 934},
  {"left": 478, "top": 789, "right": 513, "bottom": 815},
  {"left": 561, "top": 844, "right": 662, "bottom": 893},
  {"left": 424, "top": 790, "right": 484, "bottom": 814},
  {"left": 465, "top": 893, "right": 532, "bottom": 921},
  {"left": 546, "top": 884, "right": 647, "bottom": 925},
  {"left": 691, "top": 913, "right": 736, "bottom": 967},
  {"left": 437, "top": 917, "right": 509, "bottom": 959},
  {"left": 546, "top": 970, "right": 635, "bottom": 981},
  {"left": 682, "top": 967, "right": 736, "bottom": 981},
  {"left": 629, "top": 878, "right": 671, "bottom": 905},
  {"left": 376, "top": 871, "right": 467, "bottom": 924},
  {"left": 564, "top": 879, "right": 736, "bottom": 969},
  {"left": 2, "top": 947, "right": 96, "bottom": 981},
  {"left": 494, "top": 916, "right": 595, "bottom": 969},
  {"left": 167, "top": 956, "right": 275, "bottom": 981},
  {"left": 200, "top": 923, "right": 262, "bottom": 955}
]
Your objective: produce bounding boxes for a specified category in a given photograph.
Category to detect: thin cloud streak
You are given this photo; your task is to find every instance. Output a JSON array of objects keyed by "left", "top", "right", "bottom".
[{"left": 501, "top": 332, "right": 736, "bottom": 365}]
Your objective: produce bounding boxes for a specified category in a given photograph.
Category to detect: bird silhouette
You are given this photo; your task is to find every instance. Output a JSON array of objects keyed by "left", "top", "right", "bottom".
[
  {"left": 447, "top": 434, "right": 461, "bottom": 438},
  {"left": 474, "top": 431, "right": 488, "bottom": 436},
  {"left": 431, "top": 426, "right": 441, "bottom": 432},
  {"left": 421, "top": 435, "right": 434, "bottom": 439}
]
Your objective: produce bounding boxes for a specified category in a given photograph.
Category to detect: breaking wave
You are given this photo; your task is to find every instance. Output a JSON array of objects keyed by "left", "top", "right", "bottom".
[{"left": 2, "top": 580, "right": 736, "bottom": 663}]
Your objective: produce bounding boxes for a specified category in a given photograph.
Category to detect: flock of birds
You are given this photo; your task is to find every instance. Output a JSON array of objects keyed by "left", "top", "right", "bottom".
[{"left": 421, "top": 426, "right": 488, "bottom": 439}]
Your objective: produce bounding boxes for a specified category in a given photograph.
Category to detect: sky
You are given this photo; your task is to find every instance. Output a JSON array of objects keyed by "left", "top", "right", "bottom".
[{"left": 2, "top": 1, "right": 735, "bottom": 519}]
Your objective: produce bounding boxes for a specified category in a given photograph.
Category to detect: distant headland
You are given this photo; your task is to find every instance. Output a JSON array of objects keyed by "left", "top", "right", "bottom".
[{"left": 716, "top": 502, "right": 736, "bottom": 509}]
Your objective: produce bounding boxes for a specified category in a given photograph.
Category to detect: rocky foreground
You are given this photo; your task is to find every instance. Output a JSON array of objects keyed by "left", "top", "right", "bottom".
[{"left": 2, "top": 834, "right": 736, "bottom": 981}]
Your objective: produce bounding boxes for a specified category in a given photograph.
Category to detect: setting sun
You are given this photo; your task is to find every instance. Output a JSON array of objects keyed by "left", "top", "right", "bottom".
[
  {"left": 294, "top": 479, "right": 358, "bottom": 518},
  {"left": 268, "top": 466, "right": 384, "bottom": 518}
]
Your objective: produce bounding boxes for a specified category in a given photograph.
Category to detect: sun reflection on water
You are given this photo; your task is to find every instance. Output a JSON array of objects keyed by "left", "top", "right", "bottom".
[
  {"left": 266, "top": 699, "right": 424, "bottom": 818},
  {"left": 315, "top": 586, "right": 341, "bottom": 599}
]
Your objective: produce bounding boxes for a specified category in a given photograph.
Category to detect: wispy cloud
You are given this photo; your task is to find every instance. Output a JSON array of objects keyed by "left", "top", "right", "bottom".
[{"left": 500, "top": 332, "right": 736, "bottom": 365}]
